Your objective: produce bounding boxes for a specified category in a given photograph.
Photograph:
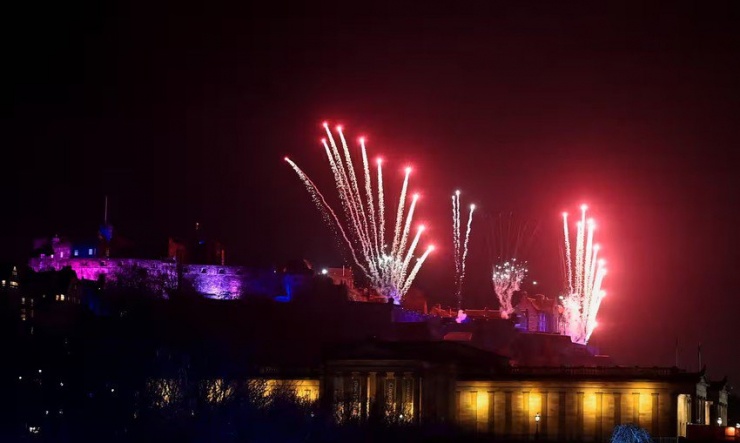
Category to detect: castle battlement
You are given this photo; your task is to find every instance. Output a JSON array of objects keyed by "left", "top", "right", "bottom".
[{"left": 29, "top": 256, "right": 310, "bottom": 301}]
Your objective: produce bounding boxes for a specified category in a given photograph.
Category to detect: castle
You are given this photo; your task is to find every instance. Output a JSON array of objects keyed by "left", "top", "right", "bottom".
[{"left": 29, "top": 206, "right": 311, "bottom": 301}]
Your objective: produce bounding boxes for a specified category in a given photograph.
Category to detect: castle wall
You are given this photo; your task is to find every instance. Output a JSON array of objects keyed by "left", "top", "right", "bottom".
[{"left": 29, "top": 257, "right": 307, "bottom": 301}]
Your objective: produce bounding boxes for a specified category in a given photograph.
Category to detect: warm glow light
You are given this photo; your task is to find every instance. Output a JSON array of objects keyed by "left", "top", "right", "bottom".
[
  {"left": 377, "top": 157, "right": 383, "bottom": 164},
  {"left": 413, "top": 193, "right": 419, "bottom": 200},
  {"left": 321, "top": 269, "right": 328, "bottom": 275},
  {"left": 418, "top": 225, "right": 425, "bottom": 231},
  {"left": 336, "top": 125, "right": 343, "bottom": 131},
  {"left": 405, "top": 166, "right": 412, "bottom": 174},
  {"left": 284, "top": 156, "right": 290, "bottom": 161},
  {"left": 359, "top": 137, "right": 365, "bottom": 143},
  {"left": 581, "top": 204, "right": 588, "bottom": 211},
  {"left": 470, "top": 204, "right": 476, "bottom": 210},
  {"left": 428, "top": 245, "right": 435, "bottom": 251},
  {"left": 562, "top": 212, "right": 568, "bottom": 218}
]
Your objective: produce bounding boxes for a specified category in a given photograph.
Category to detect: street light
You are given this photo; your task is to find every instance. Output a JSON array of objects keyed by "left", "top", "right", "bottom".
[
  {"left": 717, "top": 417, "right": 722, "bottom": 426},
  {"left": 535, "top": 412, "right": 541, "bottom": 440}
]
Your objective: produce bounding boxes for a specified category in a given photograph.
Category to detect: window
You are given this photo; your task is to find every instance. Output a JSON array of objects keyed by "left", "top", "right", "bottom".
[
  {"left": 538, "top": 313, "right": 547, "bottom": 332},
  {"left": 60, "top": 252, "right": 64, "bottom": 258},
  {"left": 88, "top": 248, "right": 94, "bottom": 256},
  {"left": 74, "top": 250, "right": 79, "bottom": 257}
]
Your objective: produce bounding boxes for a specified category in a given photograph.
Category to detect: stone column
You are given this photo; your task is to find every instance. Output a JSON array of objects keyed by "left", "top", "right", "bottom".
[
  {"left": 596, "top": 392, "right": 603, "bottom": 442},
  {"left": 375, "top": 372, "right": 386, "bottom": 420},
  {"left": 523, "top": 391, "right": 531, "bottom": 436},
  {"left": 488, "top": 391, "right": 496, "bottom": 435},
  {"left": 360, "top": 372, "right": 368, "bottom": 421},
  {"left": 412, "top": 376, "right": 421, "bottom": 423},
  {"left": 541, "top": 391, "right": 549, "bottom": 439}
]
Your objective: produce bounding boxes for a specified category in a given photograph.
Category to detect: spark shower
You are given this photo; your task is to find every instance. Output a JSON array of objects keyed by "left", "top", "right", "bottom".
[
  {"left": 285, "top": 123, "right": 433, "bottom": 304},
  {"left": 451, "top": 190, "right": 475, "bottom": 309},
  {"left": 560, "top": 204, "right": 607, "bottom": 344}
]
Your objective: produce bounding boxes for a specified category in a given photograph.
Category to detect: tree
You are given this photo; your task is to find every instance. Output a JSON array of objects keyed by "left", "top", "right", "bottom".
[{"left": 611, "top": 423, "right": 652, "bottom": 443}]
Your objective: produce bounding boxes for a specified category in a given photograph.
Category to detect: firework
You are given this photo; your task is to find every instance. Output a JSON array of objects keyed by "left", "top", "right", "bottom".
[
  {"left": 560, "top": 204, "right": 607, "bottom": 344},
  {"left": 489, "top": 212, "right": 538, "bottom": 318},
  {"left": 451, "top": 191, "right": 475, "bottom": 308},
  {"left": 492, "top": 259, "right": 528, "bottom": 319},
  {"left": 286, "top": 123, "right": 434, "bottom": 304}
]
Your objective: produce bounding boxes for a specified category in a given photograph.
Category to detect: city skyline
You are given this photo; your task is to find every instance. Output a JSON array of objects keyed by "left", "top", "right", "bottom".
[{"left": 3, "top": 1, "right": 739, "bottom": 393}]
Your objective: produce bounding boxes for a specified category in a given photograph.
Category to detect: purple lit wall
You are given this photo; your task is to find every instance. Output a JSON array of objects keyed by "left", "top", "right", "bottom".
[{"left": 29, "top": 256, "right": 311, "bottom": 301}]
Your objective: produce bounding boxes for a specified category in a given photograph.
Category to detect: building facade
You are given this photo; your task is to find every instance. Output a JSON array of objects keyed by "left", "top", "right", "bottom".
[{"left": 314, "top": 340, "right": 726, "bottom": 440}]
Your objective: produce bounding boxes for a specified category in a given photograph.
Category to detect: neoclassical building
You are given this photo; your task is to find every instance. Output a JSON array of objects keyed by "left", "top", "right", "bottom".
[{"left": 314, "top": 339, "right": 727, "bottom": 440}]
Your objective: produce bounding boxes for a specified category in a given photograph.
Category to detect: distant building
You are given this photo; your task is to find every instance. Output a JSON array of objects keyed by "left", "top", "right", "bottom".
[
  {"left": 513, "top": 292, "right": 560, "bottom": 333},
  {"left": 260, "top": 338, "right": 726, "bottom": 440}
]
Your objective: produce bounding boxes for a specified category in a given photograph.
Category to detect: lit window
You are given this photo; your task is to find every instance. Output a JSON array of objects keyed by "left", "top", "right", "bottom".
[
  {"left": 88, "top": 248, "right": 94, "bottom": 255},
  {"left": 60, "top": 294, "right": 65, "bottom": 301},
  {"left": 74, "top": 250, "right": 79, "bottom": 257},
  {"left": 60, "top": 252, "right": 64, "bottom": 258}
]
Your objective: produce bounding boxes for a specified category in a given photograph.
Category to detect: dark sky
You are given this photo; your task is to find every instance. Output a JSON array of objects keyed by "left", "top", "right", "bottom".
[{"left": 3, "top": 2, "right": 740, "bottom": 383}]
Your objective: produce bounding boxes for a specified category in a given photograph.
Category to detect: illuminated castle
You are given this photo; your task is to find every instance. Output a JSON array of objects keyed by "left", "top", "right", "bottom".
[{"left": 29, "top": 201, "right": 310, "bottom": 301}]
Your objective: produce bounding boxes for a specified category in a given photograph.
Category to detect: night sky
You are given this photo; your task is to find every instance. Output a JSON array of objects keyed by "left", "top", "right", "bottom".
[{"left": 3, "top": 2, "right": 740, "bottom": 383}]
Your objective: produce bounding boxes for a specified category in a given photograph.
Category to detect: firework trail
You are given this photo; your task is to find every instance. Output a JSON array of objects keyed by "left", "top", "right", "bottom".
[
  {"left": 560, "top": 204, "right": 607, "bottom": 344},
  {"left": 451, "top": 191, "right": 475, "bottom": 309},
  {"left": 562, "top": 212, "right": 573, "bottom": 293},
  {"left": 492, "top": 259, "right": 527, "bottom": 319},
  {"left": 286, "top": 123, "right": 434, "bottom": 304},
  {"left": 489, "top": 212, "right": 538, "bottom": 318}
]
